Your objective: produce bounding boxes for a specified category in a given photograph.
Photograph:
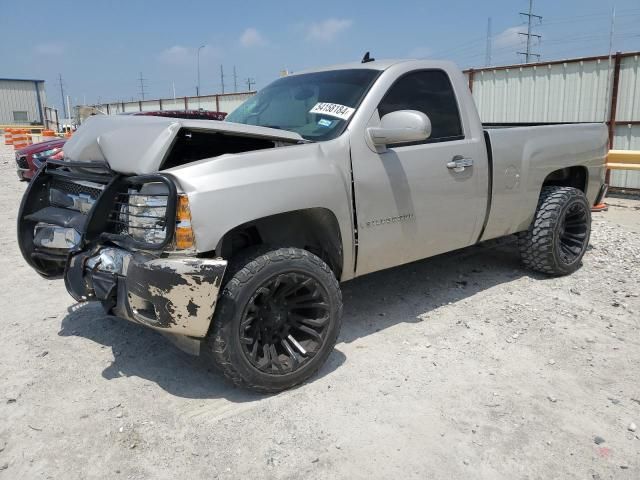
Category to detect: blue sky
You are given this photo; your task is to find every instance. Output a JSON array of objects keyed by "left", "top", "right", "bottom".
[{"left": 1, "top": 0, "right": 639, "bottom": 112}]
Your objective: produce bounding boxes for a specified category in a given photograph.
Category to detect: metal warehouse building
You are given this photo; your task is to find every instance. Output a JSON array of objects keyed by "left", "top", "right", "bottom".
[
  {"left": 465, "top": 51, "right": 640, "bottom": 190},
  {"left": 0, "top": 78, "right": 47, "bottom": 125}
]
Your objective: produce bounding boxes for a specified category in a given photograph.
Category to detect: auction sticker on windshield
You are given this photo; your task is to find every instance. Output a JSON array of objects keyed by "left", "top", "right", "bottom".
[{"left": 310, "top": 103, "right": 355, "bottom": 121}]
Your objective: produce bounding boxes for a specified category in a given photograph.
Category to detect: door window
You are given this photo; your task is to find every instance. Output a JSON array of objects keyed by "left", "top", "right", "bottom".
[{"left": 378, "top": 70, "right": 463, "bottom": 144}]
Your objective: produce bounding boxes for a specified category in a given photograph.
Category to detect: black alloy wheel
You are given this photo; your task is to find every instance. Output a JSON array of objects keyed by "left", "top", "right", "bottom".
[
  {"left": 206, "top": 247, "right": 343, "bottom": 393},
  {"left": 239, "top": 272, "right": 331, "bottom": 374},
  {"left": 519, "top": 186, "right": 592, "bottom": 275},
  {"left": 556, "top": 201, "right": 589, "bottom": 264}
]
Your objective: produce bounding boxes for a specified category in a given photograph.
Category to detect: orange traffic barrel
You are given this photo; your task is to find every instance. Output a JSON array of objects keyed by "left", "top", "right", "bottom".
[
  {"left": 13, "top": 129, "right": 29, "bottom": 150},
  {"left": 64, "top": 130, "right": 72, "bottom": 138},
  {"left": 4, "top": 128, "right": 13, "bottom": 145},
  {"left": 42, "top": 129, "right": 56, "bottom": 137},
  {"left": 591, "top": 203, "right": 608, "bottom": 212}
]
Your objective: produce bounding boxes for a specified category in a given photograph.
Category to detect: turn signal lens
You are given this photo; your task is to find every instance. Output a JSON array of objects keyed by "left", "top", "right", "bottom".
[
  {"left": 177, "top": 195, "right": 191, "bottom": 222},
  {"left": 175, "top": 194, "right": 195, "bottom": 250}
]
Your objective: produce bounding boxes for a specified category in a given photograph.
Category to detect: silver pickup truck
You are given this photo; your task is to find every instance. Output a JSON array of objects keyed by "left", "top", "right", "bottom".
[{"left": 18, "top": 58, "right": 608, "bottom": 392}]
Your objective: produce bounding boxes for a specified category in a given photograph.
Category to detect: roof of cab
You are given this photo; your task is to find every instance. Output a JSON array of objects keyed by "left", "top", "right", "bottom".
[{"left": 294, "top": 59, "right": 414, "bottom": 75}]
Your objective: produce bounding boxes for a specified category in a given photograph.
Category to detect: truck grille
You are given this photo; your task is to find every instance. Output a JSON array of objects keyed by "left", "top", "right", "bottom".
[
  {"left": 51, "top": 178, "right": 103, "bottom": 199},
  {"left": 16, "top": 154, "right": 28, "bottom": 169}
]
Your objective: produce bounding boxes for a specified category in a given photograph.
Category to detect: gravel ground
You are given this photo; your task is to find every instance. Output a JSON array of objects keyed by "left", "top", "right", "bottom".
[{"left": 0, "top": 140, "right": 639, "bottom": 480}]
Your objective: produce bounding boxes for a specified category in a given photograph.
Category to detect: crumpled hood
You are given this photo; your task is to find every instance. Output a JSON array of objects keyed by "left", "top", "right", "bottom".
[{"left": 62, "top": 115, "right": 305, "bottom": 175}]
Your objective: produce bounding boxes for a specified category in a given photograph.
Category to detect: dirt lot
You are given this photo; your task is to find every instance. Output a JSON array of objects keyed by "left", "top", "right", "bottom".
[{"left": 0, "top": 140, "right": 639, "bottom": 480}]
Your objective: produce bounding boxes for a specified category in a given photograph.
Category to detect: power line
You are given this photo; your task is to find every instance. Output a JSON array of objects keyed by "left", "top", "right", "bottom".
[
  {"left": 138, "top": 72, "right": 148, "bottom": 100},
  {"left": 518, "top": 0, "right": 543, "bottom": 62}
]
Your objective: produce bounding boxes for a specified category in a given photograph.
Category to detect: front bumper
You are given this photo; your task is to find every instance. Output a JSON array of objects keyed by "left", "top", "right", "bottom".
[{"left": 66, "top": 247, "right": 227, "bottom": 337}]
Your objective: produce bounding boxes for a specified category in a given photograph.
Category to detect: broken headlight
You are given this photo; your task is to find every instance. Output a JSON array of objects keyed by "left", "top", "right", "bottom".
[{"left": 124, "top": 182, "right": 170, "bottom": 245}]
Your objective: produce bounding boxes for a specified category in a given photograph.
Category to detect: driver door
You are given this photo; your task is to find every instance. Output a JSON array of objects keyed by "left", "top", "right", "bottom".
[{"left": 351, "top": 69, "right": 489, "bottom": 276}]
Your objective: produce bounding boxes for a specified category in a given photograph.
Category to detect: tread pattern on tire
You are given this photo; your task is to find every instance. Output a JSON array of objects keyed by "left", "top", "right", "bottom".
[
  {"left": 519, "top": 186, "right": 590, "bottom": 276},
  {"left": 207, "top": 247, "right": 342, "bottom": 393}
]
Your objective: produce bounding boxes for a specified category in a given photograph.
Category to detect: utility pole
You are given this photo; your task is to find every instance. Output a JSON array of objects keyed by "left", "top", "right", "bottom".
[
  {"left": 605, "top": 7, "right": 617, "bottom": 123},
  {"left": 58, "top": 73, "right": 67, "bottom": 119},
  {"left": 138, "top": 72, "right": 148, "bottom": 100},
  {"left": 66, "top": 95, "right": 72, "bottom": 125},
  {"left": 608, "top": 7, "right": 616, "bottom": 56},
  {"left": 220, "top": 65, "right": 225, "bottom": 94},
  {"left": 518, "top": 0, "right": 542, "bottom": 63},
  {"left": 233, "top": 66, "right": 238, "bottom": 92},
  {"left": 485, "top": 17, "right": 492, "bottom": 67},
  {"left": 246, "top": 77, "right": 255, "bottom": 91}
]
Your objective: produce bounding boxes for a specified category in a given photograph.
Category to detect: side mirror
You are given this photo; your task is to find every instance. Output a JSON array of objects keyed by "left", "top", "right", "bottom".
[{"left": 367, "top": 110, "right": 432, "bottom": 146}]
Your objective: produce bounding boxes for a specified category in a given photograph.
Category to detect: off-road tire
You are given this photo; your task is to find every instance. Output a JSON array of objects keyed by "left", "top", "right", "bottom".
[
  {"left": 205, "top": 247, "right": 343, "bottom": 393},
  {"left": 519, "top": 186, "right": 591, "bottom": 276}
]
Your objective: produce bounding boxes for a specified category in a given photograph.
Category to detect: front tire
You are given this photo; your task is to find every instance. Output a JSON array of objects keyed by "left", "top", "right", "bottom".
[
  {"left": 519, "top": 186, "right": 591, "bottom": 276},
  {"left": 206, "top": 247, "right": 343, "bottom": 393}
]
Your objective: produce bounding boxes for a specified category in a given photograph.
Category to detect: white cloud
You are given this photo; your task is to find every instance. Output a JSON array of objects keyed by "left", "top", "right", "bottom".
[
  {"left": 240, "top": 28, "right": 267, "bottom": 47},
  {"left": 494, "top": 26, "right": 525, "bottom": 49},
  {"left": 34, "top": 43, "right": 65, "bottom": 55},
  {"left": 158, "top": 45, "right": 221, "bottom": 65},
  {"left": 306, "top": 18, "right": 352, "bottom": 42}
]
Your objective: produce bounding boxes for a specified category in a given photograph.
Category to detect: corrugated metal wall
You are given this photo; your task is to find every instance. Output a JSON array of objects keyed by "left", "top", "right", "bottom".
[
  {"left": 611, "top": 54, "right": 640, "bottom": 188},
  {"left": 98, "top": 92, "right": 254, "bottom": 117},
  {"left": 0, "top": 79, "right": 47, "bottom": 125},
  {"left": 466, "top": 52, "right": 640, "bottom": 189}
]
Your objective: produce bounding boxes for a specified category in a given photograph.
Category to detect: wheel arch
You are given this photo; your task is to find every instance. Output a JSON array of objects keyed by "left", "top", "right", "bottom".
[
  {"left": 214, "top": 208, "right": 345, "bottom": 280},
  {"left": 541, "top": 166, "right": 589, "bottom": 194}
]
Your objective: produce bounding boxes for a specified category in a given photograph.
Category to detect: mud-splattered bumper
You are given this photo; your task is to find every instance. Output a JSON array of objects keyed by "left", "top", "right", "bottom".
[{"left": 65, "top": 248, "right": 227, "bottom": 337}]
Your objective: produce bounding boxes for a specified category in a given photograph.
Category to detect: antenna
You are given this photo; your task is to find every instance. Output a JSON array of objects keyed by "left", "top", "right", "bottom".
[
  {"left": 361, "top": 52, "right": 375, "bottom": 63},
  {"left": 517, "top": 0, "right": 542, "bottom": 63}
]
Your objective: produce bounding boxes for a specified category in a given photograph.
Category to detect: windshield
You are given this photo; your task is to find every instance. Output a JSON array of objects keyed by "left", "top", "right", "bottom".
[{"left": 225, "top": 69, "right": 380, "bottom": 141}]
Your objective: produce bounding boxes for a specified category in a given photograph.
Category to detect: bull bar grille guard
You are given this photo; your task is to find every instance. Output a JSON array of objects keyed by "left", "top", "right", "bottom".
[{"left": 17, "top": 159, "right": 179, "bottom": 279}]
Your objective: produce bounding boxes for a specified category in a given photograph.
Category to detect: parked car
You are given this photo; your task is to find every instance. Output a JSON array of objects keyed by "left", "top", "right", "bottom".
[
  {"left": 133, "top": 110, "right": 227, "bottom": 121},
  {"left": 15, "top": 138, "right": 66, "bottom": 181},
  {"left": 18, "top": 58, "right": 608, "bottom": 393}
]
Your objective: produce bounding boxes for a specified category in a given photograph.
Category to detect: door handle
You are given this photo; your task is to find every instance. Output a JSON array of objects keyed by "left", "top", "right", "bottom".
[{"left": 447, "top": 156, "right": 474, "bottom": 172}]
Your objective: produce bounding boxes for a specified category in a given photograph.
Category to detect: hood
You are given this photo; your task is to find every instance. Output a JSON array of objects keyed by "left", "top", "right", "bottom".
[
  {"left": 17, "top": 138, "right": 65, "bottom": 155},
  {"left": 62, "top": 115, "right": 305, "bottom": 175}
]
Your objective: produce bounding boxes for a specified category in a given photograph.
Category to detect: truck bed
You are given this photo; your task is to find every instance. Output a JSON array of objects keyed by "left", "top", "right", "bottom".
[{"left": 479, "top": 123, "right": 608, "bottom": 242}]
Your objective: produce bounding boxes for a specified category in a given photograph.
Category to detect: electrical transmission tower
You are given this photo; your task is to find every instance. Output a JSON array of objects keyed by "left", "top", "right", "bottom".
[
  {"left": 246, "top": 78, "right": 255, "bottom": 91},
  {"left": 138, "top": 72, "right": 148, "bottom": 100},
  {"left": 518, "top": 0, "right": 542, "bottom": 63},
  {"left": 233, "top": 66, "right": 238, "bottom": 92}
]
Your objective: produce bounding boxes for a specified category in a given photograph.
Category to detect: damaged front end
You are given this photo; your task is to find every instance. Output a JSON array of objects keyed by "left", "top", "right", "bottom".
[{"left": 18, "top": 159, "right": 227, "bottom": 341}]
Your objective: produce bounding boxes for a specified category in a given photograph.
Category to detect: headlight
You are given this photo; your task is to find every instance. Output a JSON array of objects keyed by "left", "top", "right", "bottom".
[
  {"left": 124, "top": 183, "right": 169, "bottom": 245},
  {"left": 33, "top": 147, "right": 62, "bottom": 160}
]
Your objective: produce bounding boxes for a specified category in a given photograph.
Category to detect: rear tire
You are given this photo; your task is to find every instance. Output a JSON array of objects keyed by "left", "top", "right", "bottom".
[
  {"left": 205, "top": 247, "right": 343, "bottom": 393},
  {"left": 519, "top": 186, "right": 591, "bottom": 276}
]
